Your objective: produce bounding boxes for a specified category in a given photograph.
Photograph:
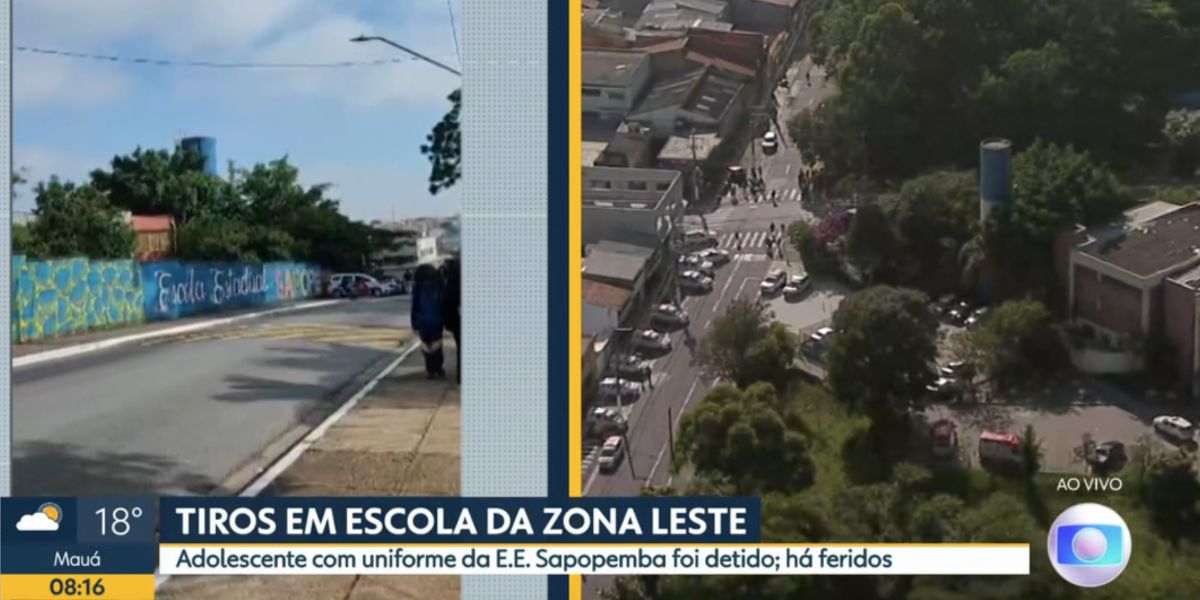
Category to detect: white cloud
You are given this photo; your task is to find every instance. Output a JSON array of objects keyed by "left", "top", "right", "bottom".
[
  {"left": 17, "top": 0, "right": 459, "bottom": 110},
  {"left": 16, "top": 512, "right": 60, "bottom": 531},
  {"left": 305, "top": 162, "right": 460, "bottom": 222},
  {"left": 246, "top": 15, "right": 460, "bottom": 109},
  {"left": 16, "top": 0, "right": 316, "bottom": 54},
  {"left": 15, "top": 53, "right": 130, "bottom": 109}
]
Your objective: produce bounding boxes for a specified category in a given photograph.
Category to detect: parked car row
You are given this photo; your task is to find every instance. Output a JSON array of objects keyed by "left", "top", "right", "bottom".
[
  {"left": 933, "top": 296, "right": 988, "bottom": 328},
  {"left": 329, "top": 273, "right": 409, "bottom": 298}
]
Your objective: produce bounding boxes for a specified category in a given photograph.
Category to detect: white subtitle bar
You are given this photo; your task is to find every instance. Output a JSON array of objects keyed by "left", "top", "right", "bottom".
[{"left": 160, "top": 545, "right": 1029, "bottom": 576}]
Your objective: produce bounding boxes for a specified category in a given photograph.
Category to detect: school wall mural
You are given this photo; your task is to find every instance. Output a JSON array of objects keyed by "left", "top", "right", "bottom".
[{"left": 13, "top": 256, "right": 323, "bottom": 342}]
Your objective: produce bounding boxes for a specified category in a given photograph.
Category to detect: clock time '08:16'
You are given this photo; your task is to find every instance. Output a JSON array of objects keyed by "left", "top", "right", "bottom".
[{"left": 50, "top": 577, "right": 106, "bottom": 596}]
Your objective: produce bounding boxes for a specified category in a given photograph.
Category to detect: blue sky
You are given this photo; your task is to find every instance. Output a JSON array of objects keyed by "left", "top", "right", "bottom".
[{"left": 13, "top": 0, "right": 462, "bottom": 222}]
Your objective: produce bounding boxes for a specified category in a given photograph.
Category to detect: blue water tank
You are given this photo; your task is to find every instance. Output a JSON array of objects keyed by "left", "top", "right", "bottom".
[
  {"left": 979, "top": 138, "right": 1012, "bottom": 221},
  {"left": 181, "top": 136, "right": 218, "bottom": 176}
]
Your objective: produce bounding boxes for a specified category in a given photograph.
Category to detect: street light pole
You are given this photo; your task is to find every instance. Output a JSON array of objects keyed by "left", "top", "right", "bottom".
[{"left": 350, "top": 35, "right": 462, "bottom": 76}]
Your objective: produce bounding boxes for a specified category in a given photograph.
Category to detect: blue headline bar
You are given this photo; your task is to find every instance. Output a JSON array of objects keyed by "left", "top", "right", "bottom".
[{"left": 160, "top": 497, "right": 761, "bottom": 544}]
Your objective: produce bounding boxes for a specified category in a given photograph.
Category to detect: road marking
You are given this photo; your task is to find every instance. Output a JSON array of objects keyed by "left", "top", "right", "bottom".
[
  {"left": 786, "top": 164, "right": 793, "bottom": 176},
  {"left": 15, "top": 299, "right": 344, "bottom": 368},
  {"left": 646, "top": 379, "right": 701, "bottom": 484}
]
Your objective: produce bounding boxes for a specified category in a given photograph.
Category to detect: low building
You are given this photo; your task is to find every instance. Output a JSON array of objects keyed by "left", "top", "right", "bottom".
[
  {"left": 593, "top": 121, "right": 658, "bottom": 168},
  {"left": 1164, "top": 266, "right": 1200, "bottom": 395},
  {"left": 582, "top": 239, "right": 675, "bottom": 376},
  {"left": 1061, "top": 201, "right": 1200, "bottom": 389},
  {"left": 130, "top": 214, "right": 174, "bottom": 261},
  {"left": 583, "top": 166, "right": 685, "bottom": 248},
  {"left": 627, "top": 66, "right": 747, "bottom": 140},
  {"left": 637, "top": 0, "right": 732, "bottom": 32},
  {"left": 583, "top": 50, "right": 653, "bottom": 120},
  {"left": 371, "top": 229, "right": 441, "bottom": 276},
  {"left": 729, "top": 0, "right": 802, "bottom": 34}
]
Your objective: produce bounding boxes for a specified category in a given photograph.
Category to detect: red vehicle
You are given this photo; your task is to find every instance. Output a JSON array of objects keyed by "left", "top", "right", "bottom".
[
  {"left": 930, "top": 419, "right": 958, "bottom": 458},
  {"left": 979, "top": 430, "right": 1021, "bottom": 463}
]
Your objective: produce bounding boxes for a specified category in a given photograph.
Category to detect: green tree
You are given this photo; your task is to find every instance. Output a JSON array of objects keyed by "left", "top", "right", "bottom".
[
  {"left": 89, "top": 146, "right": 213, "bottom": 220},
  {"left": 674, "top": 383, "right": 815, "bottom": 494},
  {"left": 421, "top": 88, "right": 461, "bottom": 194},
  {"left": 969, "top": 298, "right": 1062, "bottom": 382},
  {"left": 29, "top": 178, "right": 135, "bottom": 259},
  {"left": 693, "top": 299, "right": 797, "bottom": 390},
  {"left": 1164, "top": 108, "right": 1200, "bottom": 177},
  {"left": 887, "top": 170, "right": 978, "bottom": 291},
  {"left": 826, "top": 286, "right": 938, "bottom": 447},
  {"left": 1140, "top": 452, "right": 1200, "bottom": 543},
  {"left": 845, "top": 202, "right": 902, "bottom": 284}
]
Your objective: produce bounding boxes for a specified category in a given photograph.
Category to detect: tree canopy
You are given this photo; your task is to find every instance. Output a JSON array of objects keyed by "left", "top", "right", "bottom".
[
  {"left": 18, "top": 146, "right": 377, "bottom": 269},
  {"left": 826, "top": 286, "right": 938, "bottom": 446},
  {"left": 422, "top": 88, "right": 462, "bottom": 195},
  {"left": 798, "top": 0, "right": 1200, "bottom": 182},
  {"left": 693, "top": 299, "right": 798, "bottom": 390}
]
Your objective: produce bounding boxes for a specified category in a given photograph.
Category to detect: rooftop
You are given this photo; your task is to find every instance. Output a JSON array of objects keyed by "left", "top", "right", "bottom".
[
  {"left": 631, "top": 66, "right": 742, "bottom": 122},
  {"left": 583, "top": 240, "right": 656, "bottom": 285},
  {"left": 582, "top": 279, "right": 632, "bottom": 311},
  {"left": 130, "top": 214, "right": 173, "bottom": 232},
  {"left": 583, "top": 166, "right": 680, "bottom": 210},
  {"left": 638, "top": 0, "right": 731, "bottom": 32},
  {"left": 1080, "top": 203, "right": 1200, "bottom": 277},
  {"left": 658, "top": 132, "right": 721, "bottom": 161},
  {"left": 583, "top": 50, "right": 649, "bottom": 87}
]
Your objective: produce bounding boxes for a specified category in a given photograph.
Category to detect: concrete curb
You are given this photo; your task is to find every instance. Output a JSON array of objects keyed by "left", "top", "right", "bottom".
[
  {"left": 14, "top": 299, "right": 343, "bottom": 369},
  {"left": 154, "top": 339, "right": 420, "bottom": 592}
]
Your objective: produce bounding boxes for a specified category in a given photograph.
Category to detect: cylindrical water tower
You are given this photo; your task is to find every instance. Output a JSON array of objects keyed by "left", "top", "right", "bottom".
[
  {"left": 979, "top": 138, "right": 1013, "bottom": 223},
  {"left": 181, "top": 136, "right": 218, "bottom": 176}
]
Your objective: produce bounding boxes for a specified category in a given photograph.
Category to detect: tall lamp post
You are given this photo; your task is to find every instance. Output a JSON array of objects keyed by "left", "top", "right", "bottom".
[{"left": 350, "top": 35, "right": 462, "bottom": 76}]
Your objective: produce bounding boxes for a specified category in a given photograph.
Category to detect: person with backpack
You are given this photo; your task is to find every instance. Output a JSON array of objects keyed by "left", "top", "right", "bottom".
[
  {"left": 410, "top": 264, "right": 446, "bottom": 378},
  {"left": 440, "top": 258, "right": 462, "bottom": 384}
]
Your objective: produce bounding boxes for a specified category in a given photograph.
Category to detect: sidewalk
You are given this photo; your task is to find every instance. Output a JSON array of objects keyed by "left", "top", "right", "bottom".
[
  {"left": 13, "top": 299, "right": 338, "bottom": 358},
  {"left": 158, "top": 344, "right": 461, "bottom": 600}
]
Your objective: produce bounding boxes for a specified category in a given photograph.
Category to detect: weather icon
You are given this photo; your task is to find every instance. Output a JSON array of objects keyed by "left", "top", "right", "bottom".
[{"left": 16, "top": 502, "right": 63, "bottom": 531}]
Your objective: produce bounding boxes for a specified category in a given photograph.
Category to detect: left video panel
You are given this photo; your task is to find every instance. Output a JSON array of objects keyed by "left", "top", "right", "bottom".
[{"left": 10, "top": 0, "right": 462, "bottom": 597}]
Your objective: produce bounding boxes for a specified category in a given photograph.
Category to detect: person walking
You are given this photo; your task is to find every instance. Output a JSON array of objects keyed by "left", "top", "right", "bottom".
[
  {"left": 440, "top": 258, "right": 462, "bottom": 384},
  {"left": 410, "top": 264, "right": 446, "bottom": 379}
]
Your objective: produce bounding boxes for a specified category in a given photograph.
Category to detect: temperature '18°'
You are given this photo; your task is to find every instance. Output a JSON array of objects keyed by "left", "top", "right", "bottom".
[{"left": 95, "top": 507, "right": 144, "bottom": 537}]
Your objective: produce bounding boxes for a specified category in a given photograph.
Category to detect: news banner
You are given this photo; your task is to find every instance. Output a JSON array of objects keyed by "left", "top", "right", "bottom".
[{"left": 0, "top": 496, "right": 1029, "bottom": 598}]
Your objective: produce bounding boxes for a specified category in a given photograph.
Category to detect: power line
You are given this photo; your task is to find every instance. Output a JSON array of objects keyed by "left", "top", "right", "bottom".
[
  {"left": 15, "top": 45, "right": 449, "bottom": 69},
  {"left": 444, "top": 0, "right": 462, "bottom": 69}
]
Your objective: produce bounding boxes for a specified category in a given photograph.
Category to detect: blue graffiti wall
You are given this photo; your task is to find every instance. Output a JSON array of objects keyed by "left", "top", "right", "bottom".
[
  {"left": 140, "top": 261, "right": 321, "bottom": 320},
  {"left": 13, "top": 256, "right": 322, "bottom": 341},
  {"left": 11, "top": 256, "right": 145, "bottom": 341}
]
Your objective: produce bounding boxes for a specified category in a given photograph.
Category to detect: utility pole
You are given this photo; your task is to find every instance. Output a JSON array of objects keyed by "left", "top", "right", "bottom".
[
  {"left": 689, "top": 128, "right": 708, "bottom": 230},
  {"left": 623, "top": 432, "right": 637, "bottom": 479}
]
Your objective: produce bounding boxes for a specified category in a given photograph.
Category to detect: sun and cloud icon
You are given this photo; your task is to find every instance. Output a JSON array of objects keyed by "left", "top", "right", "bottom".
[{"left": 16, "top": 502, "right": 64, "bottom": 532}]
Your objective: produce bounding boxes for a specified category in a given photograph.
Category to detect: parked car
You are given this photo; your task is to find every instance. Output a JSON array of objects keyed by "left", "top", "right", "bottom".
[
  {"left": 613, "top": 355, "right": 652, "bottom": 381},
  {"left": 940, "top": 360, "right": 967, "bottom": 377},
  {"left": 331, "top": 273, "right": 385, "bottom": 298},
  {"left": 597, "top": 435, "right": 626, "bottom": 473},
  {"left": 965, "top": 306, "right": 989, "bottom": 328},
  {"left": 634, "top": 329, "right": 672, "bottom": 353},
  {"left": 930, "top": 419, "right": 958, "bottom": 458},
  {"left": 926, "top": 376, "right": 960, "bottom": 400},
  {"left": 782, "top": 273, "right": 811, "bottom": 298},
  {"left": 378, "top": 276, "right": 407, "bottom": 295},
  {"left": 694, "top": 248, "right": 731, "bottom": 266},
  {"left": 803, "top": 326, "right": 834, "bottom": 360},
  {"left": 681, "top": 229, "right": 719, "bottom": 250},
  {"left": 587, "top": 407, "right": 628, "bottom": 438},
  {"left": 760, "top": 269, "right": 787, "bottom": 295},
  {"left": 761, "top": 131, "right": 778, "bottom": 155},
  {"left": 809, "top": 326, "right": 833, "bottom": 345},
  {"left": 1087, "top": 441, "right": 1127, "bottom": 472},
  {"left": 1153, "top": 415, "right": 1196, "bottom": 443},
  {"left": 679, "top": 270, "right": 714, "bottom": 293},
  {"left": 978, "top": 430, "right": 1021, "bottom": 464},
  {"left": 597, "top": 377, "right": 641, "bottom": 405},
  {"left": 678, "top": 255, "right": 716, "bottom": 277},
  {"left": 652, "top": 303, "right": 690, "bottom": 328}
]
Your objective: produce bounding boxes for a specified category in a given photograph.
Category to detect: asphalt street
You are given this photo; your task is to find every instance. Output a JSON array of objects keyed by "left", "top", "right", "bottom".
[{"left": 12, "top": 296, "right": 413, "bottom": 496}]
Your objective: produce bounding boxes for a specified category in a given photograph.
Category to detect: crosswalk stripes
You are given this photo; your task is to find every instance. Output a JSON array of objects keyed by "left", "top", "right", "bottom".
[
  {"left": 143, "top": 322, "right": 412, "bottom": 351},
  {"left": 716, "top": 230, "right": 784, "bottom": 249}
]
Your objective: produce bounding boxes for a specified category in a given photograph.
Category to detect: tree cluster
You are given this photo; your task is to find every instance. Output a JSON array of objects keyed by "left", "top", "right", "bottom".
[
  {"left": 15, "top": 146, "right": 377, "bottom": 270},
  {"left": 795, "top": 0, "right": 1200, "bottom": 183}
]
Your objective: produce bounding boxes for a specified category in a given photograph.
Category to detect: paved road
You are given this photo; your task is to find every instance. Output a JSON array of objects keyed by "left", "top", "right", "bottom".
[{"left": 12, "top": 297, "right": 413, "bottom": 496}]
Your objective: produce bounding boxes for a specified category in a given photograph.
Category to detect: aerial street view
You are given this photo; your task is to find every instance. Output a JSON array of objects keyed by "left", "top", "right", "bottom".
[
  {"left": 13, "top": 2, "right": 463, "bottom": 599},
  {"left": 580, "top": 0, "right": 1200, "bottom": 598}
]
